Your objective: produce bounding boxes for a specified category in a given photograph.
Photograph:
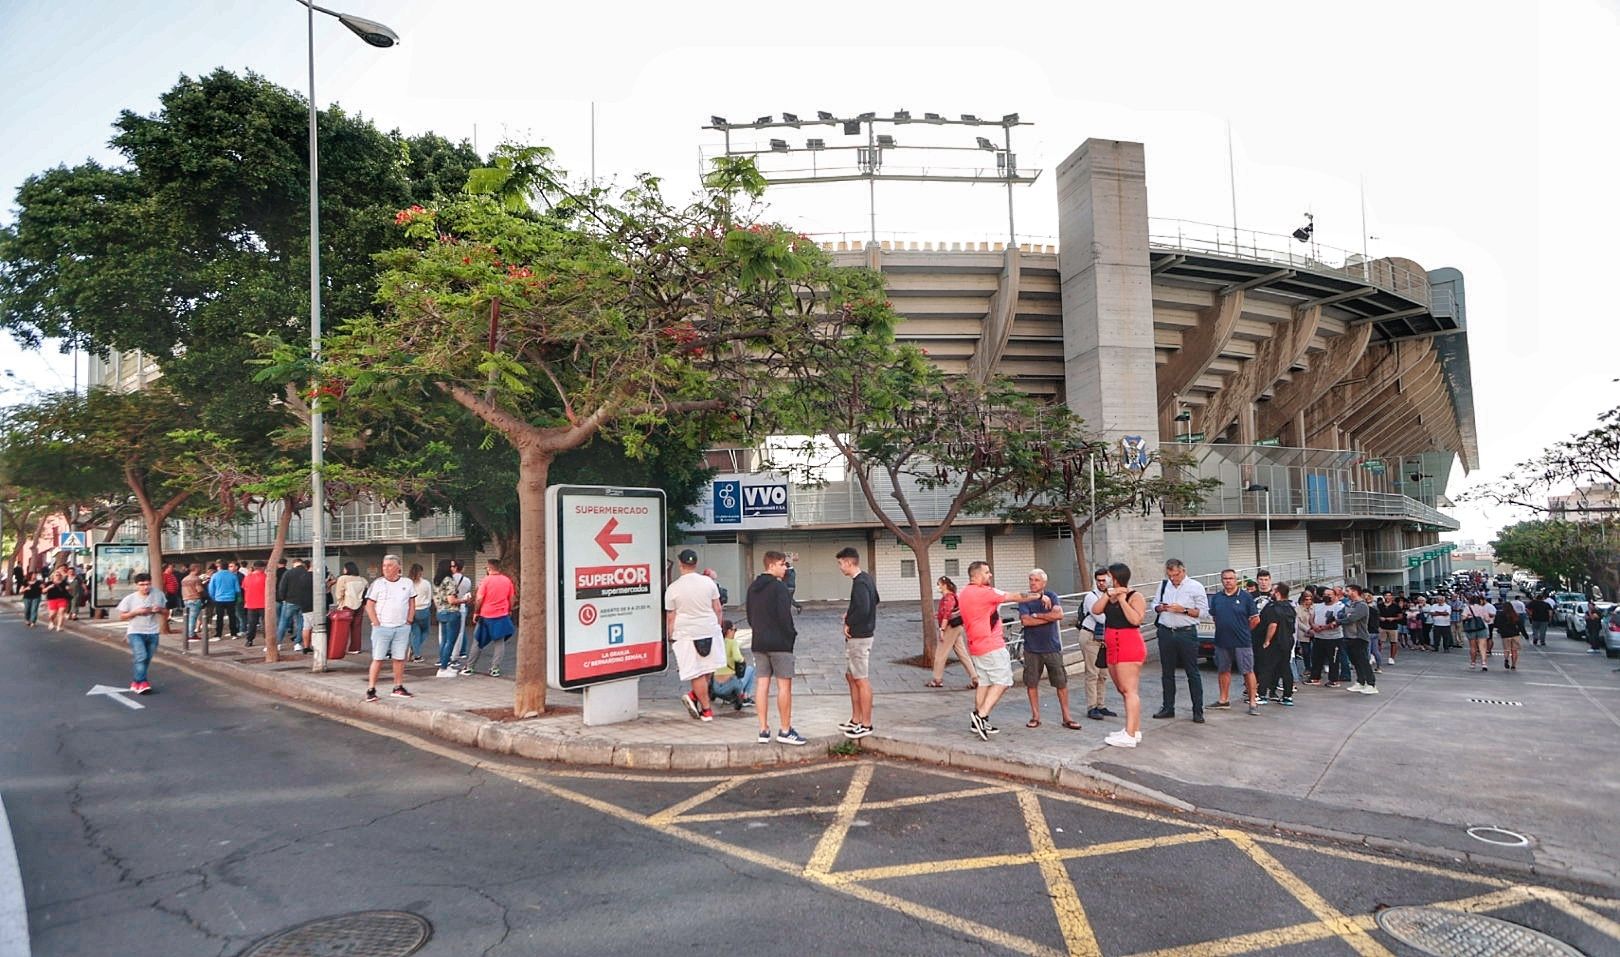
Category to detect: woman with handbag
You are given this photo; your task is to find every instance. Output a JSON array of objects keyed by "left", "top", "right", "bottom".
[
  {"left": 1464, "top": 594, "right": 1494, "bottom": 669},
  {"left": 926, "top": 576, "right": 979, "bottom": 689}
]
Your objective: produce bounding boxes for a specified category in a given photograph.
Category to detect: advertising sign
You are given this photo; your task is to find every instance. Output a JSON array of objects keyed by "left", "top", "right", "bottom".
[
  {"left": 93, "top": 543, "right": 150, "bottom": 609},
  {"left": 690, "top": 472, "right": 791, "bottom": 531},
  {"left": 546, "top": 485, "right": 667, "bottom": 690}
]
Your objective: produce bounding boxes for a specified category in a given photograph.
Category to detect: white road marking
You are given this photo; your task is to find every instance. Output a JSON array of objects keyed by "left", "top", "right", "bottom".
[
  {"left": 0, "top": 794, "right": 32, "bottom": 957},
  {"left": 85, "top": 685, "right": 144, "bottom": 710}
]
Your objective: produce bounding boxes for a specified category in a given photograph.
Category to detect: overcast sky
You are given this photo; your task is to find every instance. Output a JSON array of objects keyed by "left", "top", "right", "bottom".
[{"left": 3, "top": 0, "right": 1617, "bottom": 544}]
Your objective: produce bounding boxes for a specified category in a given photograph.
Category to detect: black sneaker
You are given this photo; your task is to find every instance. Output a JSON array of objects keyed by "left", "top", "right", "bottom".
[
  {"left": 391, "top": 685, "right": 413, "bottom": 698},
  {"left": 1086, "top": 707, "right": 1104, "bottom": 721},
  {"left": 1192, "top": 713, "right": 1206, "bottom": 724},
  {"left": 971, "top": 711, "right": 989, "bottom": 741},
  {"left": 844, "top": 724, "right": 873, "bottom": 739},
  {"left": 1098, "top": 707, "right": 1118, "bottom": 717},
  {"left": 365, "top": 687, "right": 379, "bottom": 703},
  {"left": 1211, "top": 700, "right": 1232, "bottom": 709},
  {"left": 1152, "top": 708, "right": 1176, "bottom": 719}
]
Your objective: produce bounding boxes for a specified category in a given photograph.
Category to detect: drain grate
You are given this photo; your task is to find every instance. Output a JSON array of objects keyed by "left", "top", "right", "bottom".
[
  {"left": 1468, "top": 698, "right": 1523, "bottom": 707},
  {"left": 241, "top": 910, "right": 431, "bottom": 957},
  {"left": 1375, "top": 906, "right": 1582, "bottom": 956}
]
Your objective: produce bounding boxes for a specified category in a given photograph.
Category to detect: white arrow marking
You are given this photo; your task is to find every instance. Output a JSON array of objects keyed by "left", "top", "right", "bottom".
[{"left": 86, "top": 684, "right": 144, "bottom": 710}]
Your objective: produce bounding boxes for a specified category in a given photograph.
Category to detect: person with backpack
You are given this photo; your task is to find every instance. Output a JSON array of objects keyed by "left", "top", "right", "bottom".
[{"left": 1463, "top": 594, "right": 1494, "bottom": 669}]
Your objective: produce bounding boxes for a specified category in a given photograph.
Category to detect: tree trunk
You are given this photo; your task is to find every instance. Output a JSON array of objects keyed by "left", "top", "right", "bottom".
[
  {"left": 908, "top": 535, "right": 942, "bottom": 664},
  {"left": 262, "top": 496, "right": 298, "bottom": 664},
  {"left": 495, "top": 528, "right": 521, "bottom": 588},
  {"left": 513, "top": 445, "right": 551, "bottom": 717}
]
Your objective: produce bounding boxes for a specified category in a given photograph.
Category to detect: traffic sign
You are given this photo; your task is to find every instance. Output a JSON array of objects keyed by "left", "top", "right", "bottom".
[
  {"left": 546, "top": 485, "right": 667, "bottom": 693},
  {"left": 58, "top": 530, "right": 88, "bottom": 550},
  {"left": 1255, "top": 437, "right": 1281, "bottom": 447},
  {"left": 1407, "top": 556, "right": 1421, "bottom": 569}
]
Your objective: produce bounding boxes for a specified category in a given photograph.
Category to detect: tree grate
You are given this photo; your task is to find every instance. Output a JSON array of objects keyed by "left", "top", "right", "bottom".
[
  {"left": 241, "top": 910, "right": 431, "bottom": 957},
  {"left": 1375, "top": 906, "right": 1582, "bottom": 956},
  {"left": 1468, "top": 698, "right": 1523, "bottom": 706}
]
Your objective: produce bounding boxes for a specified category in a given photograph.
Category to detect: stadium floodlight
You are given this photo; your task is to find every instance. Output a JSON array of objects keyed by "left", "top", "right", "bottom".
[
  {"left": 769, "top": 138, "right": 789, "bottom": 152},
  {"left": 923, "top": 112, "right": 944, "bottom": 123},
  {"left": 1292, "top": 212, "right": 1315, "bottom": 243},
  {"left": 975, "top": 136, "right": 996, "bottom": 150},
  {"left": 1002, "top": 112, "right": 1019, "bottom": 124},
  {"left": 877, "top": 134, "right": 896, "bottom": 147},
  {"left": 755, "top": 115, "right": 773, "bottom": 125},
  {"left": 843, "top": 120, "right": 861, "bottom": 135},
  {"left": 817, "top": 110, "right": 834, "bottom": 121},
  {"left": 894, "top": 109, "right": 911, "bottom": 122},
  {"left": 782, "top": 112, "right": 800, "bottom": 126},
  {"left": 961, "top": 113, "right": 980, "bottom": 123},
  {"left": 710, "top": 115, "right": 728, "bottom": 127},
  {"left": 806, "top": 138, "right": 825, "bottom": 150}
]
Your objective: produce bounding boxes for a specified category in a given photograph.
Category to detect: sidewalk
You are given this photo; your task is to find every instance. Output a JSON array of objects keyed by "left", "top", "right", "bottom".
[{"left": 29, "top": 599, "right": 1620, "bottom": 890}]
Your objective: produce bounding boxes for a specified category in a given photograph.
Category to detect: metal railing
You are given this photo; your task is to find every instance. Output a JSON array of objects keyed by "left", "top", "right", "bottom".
[
  {"left": 115, "top": 503, "right": 466, "bottom": 554},
  {"left": 1148, "top": 218, "right": 1430, "bottom": 305},
  {"left": 811, "top": 230, "right": 1060, "bottom": 253}
]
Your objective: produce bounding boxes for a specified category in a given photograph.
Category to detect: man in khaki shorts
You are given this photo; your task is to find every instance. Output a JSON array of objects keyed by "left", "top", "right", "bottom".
[{"left": 837, "top": 547, "right": 880, "bottom": 739}]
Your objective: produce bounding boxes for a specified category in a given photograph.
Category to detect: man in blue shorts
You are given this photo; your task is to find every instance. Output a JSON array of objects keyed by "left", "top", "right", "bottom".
[{"left": 1208, "top": 569, "right": 1260, "bottom": 716}]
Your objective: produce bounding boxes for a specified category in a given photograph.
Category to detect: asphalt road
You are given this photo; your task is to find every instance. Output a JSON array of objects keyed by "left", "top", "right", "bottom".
[{"left": 4, "top": 614, "right": 1618, "bottom": 957}]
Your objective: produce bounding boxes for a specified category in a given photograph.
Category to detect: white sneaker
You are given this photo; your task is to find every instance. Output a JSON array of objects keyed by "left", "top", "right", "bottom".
[
  {"left": 1104, "top": 730, "right": 1138, "bottom": 748},
  {"left": 1345, "top": 683, "right": 1363, "bottom": 692},
  {"left": 435, "top": 667, "right": 457, "bottom": 678},
  {"left": 1386, "top": 657, "right": 1395, "bottom": 665},
  {"left": 1358, "top": 685, "right": 1380, "bottom": 695}
]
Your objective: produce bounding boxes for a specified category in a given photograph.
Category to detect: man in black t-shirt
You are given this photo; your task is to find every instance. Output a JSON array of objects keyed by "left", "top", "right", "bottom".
[
  {"left": 1257, "top": 583, "right": 1299, "bottom": 704},
  {"left": 1526, "top": 593, "right": 1554, "bottom": 647}
]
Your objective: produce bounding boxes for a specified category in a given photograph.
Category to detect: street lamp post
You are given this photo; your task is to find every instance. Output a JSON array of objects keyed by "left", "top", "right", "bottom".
[
  {"left": 1245, "top": 483, "right": 1272, "bottom": 569},
  {"left": 296, "top": 0, "right": 398, "bottom": 672}
]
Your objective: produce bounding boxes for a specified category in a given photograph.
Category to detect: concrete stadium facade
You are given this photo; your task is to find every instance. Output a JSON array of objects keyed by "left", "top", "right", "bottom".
[{"left": 679, "top": 138, "right": 1475, "bottom": 603}]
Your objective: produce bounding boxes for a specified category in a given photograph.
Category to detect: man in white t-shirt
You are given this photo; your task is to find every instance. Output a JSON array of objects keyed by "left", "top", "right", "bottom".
[
  {"left": 363, "top": 555, "right": 416, "bottom": 703},
  {"left": 1428, "top": 598, "right": 1452, "bottom": 652},
  {"left": 117, "top": 572, "right": 168, "bottom": 694},
  {"left": 665, "top": 548, "right": 725, "bottom": 722}
]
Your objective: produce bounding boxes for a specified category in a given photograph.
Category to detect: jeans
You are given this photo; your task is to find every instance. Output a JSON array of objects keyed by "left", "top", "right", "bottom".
[
  {"left": 1530, "top": 620, "right": 1549, "bottom": 645},
  {"left": 710, "top": 666, "right": 757, "bottom": 702},
  {"left": 1158, "top": 628, "right": 1205, "bottom": 715},
  {"left": 437, "top": 611, "right": 464, "bottom": 668},
  {"left": 212, "top": 601, "right": 238, "bottom": 637},
  {"left": 241, "top": 607, "right": 263, "bottom": 644},
  {"left": 185, "top": 599, "right": 205, "bottom": 638},
  {"left": 1346, "top": 638, "right": 1376, "bottom": 686},
  {"left": 1431, "top": 623, "right": 1451, "bottom": 650},
  {"left": 409, "top": 608, "right": 431, "bottom": 658},
  {"left": 1260, "top": 636, "right": 1295, "bottom": 698},
  {"left": 128, "top": 633, "right": 160, "bottom": 683},
  {"left": 22, "top": 596, "right": 41, "bottom": 624},
  {"left": 277, "top": 602, "right": 303, "bottom": 644}
]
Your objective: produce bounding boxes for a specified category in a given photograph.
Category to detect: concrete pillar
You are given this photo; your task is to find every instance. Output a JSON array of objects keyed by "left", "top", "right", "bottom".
[{"left": 1056, "top": 139, "right": 1165, "bottom": 579}]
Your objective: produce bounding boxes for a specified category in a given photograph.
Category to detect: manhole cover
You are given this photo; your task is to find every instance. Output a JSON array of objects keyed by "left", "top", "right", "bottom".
[
  {"left": 241, "top": 910, "right": 431, "bottom": 957},
  {"left": 1468, "top": 698, "right": 1523, "bottom": 707},
  {"left": 1375, "top": 906, "right": 1583, "bottom": 956}
]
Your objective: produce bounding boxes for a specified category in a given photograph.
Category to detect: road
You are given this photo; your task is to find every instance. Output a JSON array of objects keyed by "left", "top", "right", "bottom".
[{"left": 4, "top": 614, "right": 1619, "bottom": 957}]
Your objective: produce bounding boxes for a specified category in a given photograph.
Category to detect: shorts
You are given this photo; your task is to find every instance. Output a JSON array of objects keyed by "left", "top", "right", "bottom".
[
  {"left": 1103, "top": 626, "right": 1147, "bottom": 665},
  {"left": 844, "top": 637, "right": 873, "bottom": 680},
  {"left": 302, "top": 612, "right": 317, "bottom": 630},
  {"left": 1214, "top": 645, "right": 1255, "bottom": 675},
  {"left": 753, "top": 651, "right": 796, "bottom": 681},
  {"left": 1503, "top": 634, "right": 1523, "bottom": 652},
  {"left": 673, "top": 636, "right": 725, "bottom": 681},
  {"left": 369, "top": 623, "right": 411, "bottom": 661},
  {"left": 971, "top": 647, "right": 1014, "bottom": 687},
  {"left": 1022, "top": 650, "right": 1068, "bottom": 688},
  {"left": 46, "top": 599, "right": 68, "bottom": 613}
]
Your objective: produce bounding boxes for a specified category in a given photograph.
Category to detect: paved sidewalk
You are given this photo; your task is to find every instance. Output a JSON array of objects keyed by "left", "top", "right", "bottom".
[{"left": 24, "top": 599, "right": 1620, "bottom": 890}]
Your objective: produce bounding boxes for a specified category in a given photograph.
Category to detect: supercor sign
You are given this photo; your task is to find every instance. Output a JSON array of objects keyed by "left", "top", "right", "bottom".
[{"left": 545, "top": 485, "right": 667, "bottom": 690}]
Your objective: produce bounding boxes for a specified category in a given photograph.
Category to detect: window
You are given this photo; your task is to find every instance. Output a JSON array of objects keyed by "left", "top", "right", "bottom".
[
  {"left": 944, "top": 559, "right": 960, "bottom": 576},
  {"left": 900, "top": 559, "right": 916, "bottom": 579}
]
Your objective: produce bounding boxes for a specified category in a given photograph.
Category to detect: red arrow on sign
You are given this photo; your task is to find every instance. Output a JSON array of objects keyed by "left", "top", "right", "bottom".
[{"left": 594, "top": 517, "right": 634, "bottom": 560}]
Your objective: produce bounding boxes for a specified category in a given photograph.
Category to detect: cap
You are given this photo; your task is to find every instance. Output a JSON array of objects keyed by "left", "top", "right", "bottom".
[{"left": 677, "top": 548, "right": 699, "bottom": 566}]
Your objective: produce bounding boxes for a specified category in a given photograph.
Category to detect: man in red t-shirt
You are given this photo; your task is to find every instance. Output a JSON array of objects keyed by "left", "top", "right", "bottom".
[
  {"left": 241, "top": 560, "right": 268, "bottom": 647},
  {"left": 954, "top": 560, "right": 1050, "bottom": 741},
  {"left": 462, "top": 558, "right": 516, "bottom": 677}
]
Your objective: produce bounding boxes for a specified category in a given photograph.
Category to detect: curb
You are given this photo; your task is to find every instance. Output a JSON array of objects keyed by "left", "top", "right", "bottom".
[{"left": 50, "top": 616, "right": 1620, "bottom": 893}]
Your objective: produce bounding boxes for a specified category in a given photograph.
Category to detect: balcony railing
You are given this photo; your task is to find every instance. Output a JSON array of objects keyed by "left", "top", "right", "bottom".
[{"left": 113, "top": 502, "right": 466, "bottom": 554}]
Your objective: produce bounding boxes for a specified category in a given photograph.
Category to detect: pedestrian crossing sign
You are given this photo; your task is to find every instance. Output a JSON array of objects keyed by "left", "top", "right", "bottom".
[{"left": 58, "top": 531, "right": 88, "bottom": 550}]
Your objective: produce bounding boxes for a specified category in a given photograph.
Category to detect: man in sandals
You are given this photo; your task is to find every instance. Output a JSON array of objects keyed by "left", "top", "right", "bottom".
[{"left": 1020, "top": 569, "right": 1077, "bottom": 730}]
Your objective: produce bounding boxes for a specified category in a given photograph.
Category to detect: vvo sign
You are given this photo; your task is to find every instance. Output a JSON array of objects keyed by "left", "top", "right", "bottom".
[{"left": 710, "top": 474, "right": 790, "bottom": 527}]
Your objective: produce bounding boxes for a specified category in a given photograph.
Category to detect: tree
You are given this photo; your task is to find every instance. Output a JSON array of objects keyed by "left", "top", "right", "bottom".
[
  {"left": 1491, "top": 519, "right": 1618, "bottom": 596},
  {"left": 1000, "top": 446, "right": 1220, "bottom": 581},
  {"left": 769, "top": 294, "right": 1064, "bottom": 657},
  {"left": 1462, "top": 404, "right": 1620, "bottom": 514},
  {"left": 316, "top": 149, "right": 839, "bottom": 716},
  {"left": 3, "top": 388, "right": 198, "bottom": 583}
]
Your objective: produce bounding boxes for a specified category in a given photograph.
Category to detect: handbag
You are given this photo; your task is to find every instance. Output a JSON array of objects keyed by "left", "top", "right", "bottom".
[
  {"left": 1093, "top": 642, "right": 1107, "bottom": 669},
  {"left": 693, "top": 637, "right": 714, "bottom": 657},
  {"left": 944, "top": 594, "right": 963, "bottom": 628}
]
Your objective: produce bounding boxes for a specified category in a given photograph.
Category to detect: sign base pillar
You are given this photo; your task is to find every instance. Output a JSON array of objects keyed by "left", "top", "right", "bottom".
[{"left": 582, "top": 679, "right": 640, "bottom": 726}]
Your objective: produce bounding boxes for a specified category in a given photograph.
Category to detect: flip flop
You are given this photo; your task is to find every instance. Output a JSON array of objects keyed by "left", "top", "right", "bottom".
[
  {"left": 1026, "top": 718, "right": 1041, "bottom": 728},
  {"left": 1062, "top": 720, "right": 1083, "bottom": 730},
  {"left": 924, "top": 680, "right": 944, "bottom": 688}
]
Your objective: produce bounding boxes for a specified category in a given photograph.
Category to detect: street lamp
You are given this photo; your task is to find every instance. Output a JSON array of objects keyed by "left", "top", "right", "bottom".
[
  {"left": 297, "top": 0, "right": 398, "bottom": 672},
  {"left": 1245, "top": 483, "right": 1272, "bottom": 569}
]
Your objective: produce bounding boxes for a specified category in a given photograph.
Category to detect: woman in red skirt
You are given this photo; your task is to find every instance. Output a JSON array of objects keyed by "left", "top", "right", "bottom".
[
  {"left": 44, "top": 570, "right": 72, "bottom": 632},
  {"left": 1090, "top": 562, "right": 1147, "bottom": 748}
]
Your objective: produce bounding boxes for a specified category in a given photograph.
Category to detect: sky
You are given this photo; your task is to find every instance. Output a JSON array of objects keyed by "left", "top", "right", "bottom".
[{"left": 2, "top": 0, "right": 1617, "bottom": 545}]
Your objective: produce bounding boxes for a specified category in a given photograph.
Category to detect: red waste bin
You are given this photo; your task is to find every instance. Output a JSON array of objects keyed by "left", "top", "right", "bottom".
[{"left": 327, "top": 607, "right": 355, "bottom": 660}]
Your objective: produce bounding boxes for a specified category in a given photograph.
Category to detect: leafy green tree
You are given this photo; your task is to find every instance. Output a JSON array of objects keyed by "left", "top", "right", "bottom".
[
  {"left": 318, "top": 150, "right": 836, "bottom": 717},
  {"left": 1491, "top": 519, "right": 1618, "bottom": 597}
]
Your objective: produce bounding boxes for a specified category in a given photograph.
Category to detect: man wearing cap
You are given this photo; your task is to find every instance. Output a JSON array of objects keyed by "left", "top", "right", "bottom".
[{"left": 666, "top": 548, "right": 726, "bottom": 721}]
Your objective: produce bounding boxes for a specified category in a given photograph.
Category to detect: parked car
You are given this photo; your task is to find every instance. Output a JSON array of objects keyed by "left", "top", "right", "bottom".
[
  {"left": 1564, "top": 600, "right": 1617, "bottom": 640},
  {"left": 1606, "top": 608, "right": 1620, "bottom": 658}
]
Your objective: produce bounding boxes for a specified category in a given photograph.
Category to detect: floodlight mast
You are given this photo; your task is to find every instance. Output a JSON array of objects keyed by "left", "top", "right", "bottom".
[{"left": 702, "top": 112, "right": 1037, "bottom": 248}]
